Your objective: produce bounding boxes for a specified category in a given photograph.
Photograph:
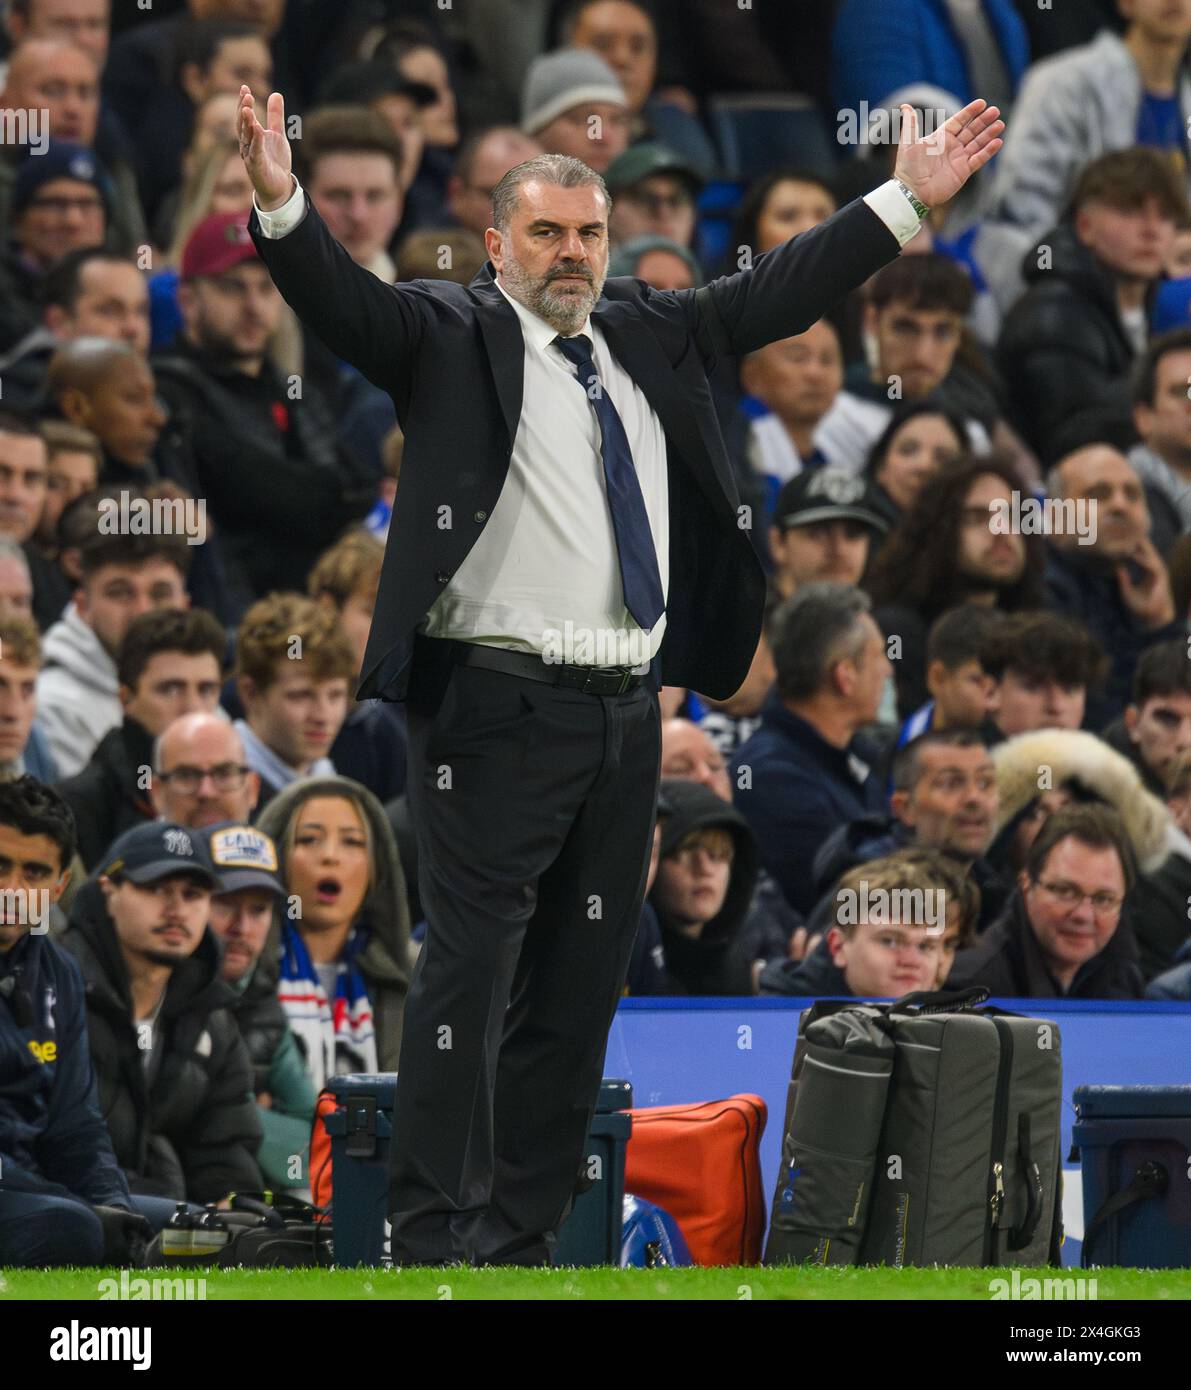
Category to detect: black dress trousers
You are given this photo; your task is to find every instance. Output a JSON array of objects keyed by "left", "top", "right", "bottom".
[{"left": 388, "top": 633, "right": 661, "bottom": 1265}]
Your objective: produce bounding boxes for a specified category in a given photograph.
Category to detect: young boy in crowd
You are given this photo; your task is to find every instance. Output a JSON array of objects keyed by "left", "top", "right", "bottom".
[
  {"left": 233, "top": 591, "right": 357, "bottom": 807},
  {"left": 307, "top": 530, "right": 407, "bottom": 802},
  {"left": 980, "top": 611, "right": 1108, "bottom": 741},
  {"left": 897, "top": 605, "right": 1004, "bottom": 746}
]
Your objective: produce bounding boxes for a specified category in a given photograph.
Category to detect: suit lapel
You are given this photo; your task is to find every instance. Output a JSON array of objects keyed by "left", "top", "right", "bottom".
[
  {"left": 471, "top": 273, "right": 524, "bottom": 451},
  {"left": 469, "top": 268, "right": 734, "bottom": 522},
  {"left": 591, "top": 299, "right": 735, "bottom": 521}
]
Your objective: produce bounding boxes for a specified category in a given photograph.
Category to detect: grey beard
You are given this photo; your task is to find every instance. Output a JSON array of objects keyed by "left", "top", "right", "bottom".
[{"left": 500, "top": 255, "right": 604, "bottom": 336}]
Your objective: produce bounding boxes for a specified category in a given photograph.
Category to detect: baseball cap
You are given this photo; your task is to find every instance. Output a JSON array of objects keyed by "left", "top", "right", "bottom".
[
  {"left": 100, "top": 822, "right": 219, "bottom": 890},
  {"left": 521, "top": 49, "right": 626, "bottom": 135},
  {"left": 608, "top": 233, "right": 702, "bottom": 282},
  {"left": 203, "top": 824, "right": 286, "bottom": 899},
  {"left": 180, "top": 211, "right": 259, "bottom": 282},
  {"left": 774, "top": 467, "right": 890, "bottom": 534},
  {"left": 12, "top": 141, "right": 113, "bottom": 217},
  {"left": 605, "top": 142, "right": 703, "bottom": 196}
]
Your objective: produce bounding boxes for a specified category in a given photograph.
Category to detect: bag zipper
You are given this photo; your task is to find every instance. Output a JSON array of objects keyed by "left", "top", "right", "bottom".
[{"left": 984, "top": 1017, "right": 1014, "bottom": 1265}]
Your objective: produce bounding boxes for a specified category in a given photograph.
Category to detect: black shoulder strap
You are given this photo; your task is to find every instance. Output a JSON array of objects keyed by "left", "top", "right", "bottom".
[{"left": 1081, "top": 1161, "right": 1168, "bottom": 1266}]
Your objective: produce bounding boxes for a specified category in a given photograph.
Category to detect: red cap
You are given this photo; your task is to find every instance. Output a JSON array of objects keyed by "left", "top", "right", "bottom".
[{"left": 180, "top": 211, "right": 260, "bottom": 281}]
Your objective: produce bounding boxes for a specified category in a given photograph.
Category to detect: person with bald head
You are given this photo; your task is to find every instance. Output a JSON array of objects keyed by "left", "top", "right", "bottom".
[
  {"left": 660, "top": 717, "right": 731, "bottom": 802},
  {"left": 151, "top": 710, "right": 260, "bottom": 828},
  {"left": 0, "top": 38, "right": 147, "bottom": 255},
  {"left": 46, "top": 338, "right": 191, "bottom": 490},
  {"left": 447, "top": 127, "right": 545, "bottom": 239},
  {"left": 1046, "top": 443, "right": 1185, "bottom": 727}
]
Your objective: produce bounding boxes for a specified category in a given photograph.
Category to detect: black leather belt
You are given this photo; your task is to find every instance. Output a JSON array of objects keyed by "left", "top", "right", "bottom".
[{"left": 446, "top": 639, "right": 649, "bottom": 696}]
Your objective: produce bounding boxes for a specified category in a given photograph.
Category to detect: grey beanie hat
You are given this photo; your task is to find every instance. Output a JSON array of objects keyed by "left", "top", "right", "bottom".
[
  {"left": 609, "top": 234, "right": 703, "bottom": 284},
  {"left": 521, "top": 48, "right": 626, "bottom": 135}
]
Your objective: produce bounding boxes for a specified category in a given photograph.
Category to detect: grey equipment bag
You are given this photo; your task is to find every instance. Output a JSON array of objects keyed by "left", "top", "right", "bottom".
[{"left": 764, "top": 988, "right": 1063, "bottom": 1267}]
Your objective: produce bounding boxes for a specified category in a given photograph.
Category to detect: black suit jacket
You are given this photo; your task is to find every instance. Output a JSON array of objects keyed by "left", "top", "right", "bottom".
[{"left": 248, "top": 194, "right": 901, "bottom": 703}]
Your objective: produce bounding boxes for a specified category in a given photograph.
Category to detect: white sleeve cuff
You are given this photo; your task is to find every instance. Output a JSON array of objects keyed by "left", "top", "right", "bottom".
[
  {"left": 253, "top": 175, "right": 306, "bottom": 237},
  {"left": 863, "top": 179, "right": 924, "bottom": 249}
]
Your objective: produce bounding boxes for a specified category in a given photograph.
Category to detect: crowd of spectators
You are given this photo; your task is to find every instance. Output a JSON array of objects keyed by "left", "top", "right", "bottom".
[{"left": 4, "top": 0, "right": 1191, "bottom": 1265}]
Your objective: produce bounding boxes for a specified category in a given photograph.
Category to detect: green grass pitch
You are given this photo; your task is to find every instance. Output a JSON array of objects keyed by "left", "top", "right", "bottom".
[{"left": 5, "top": 1266, "right": 1191, "bottom": 1301}]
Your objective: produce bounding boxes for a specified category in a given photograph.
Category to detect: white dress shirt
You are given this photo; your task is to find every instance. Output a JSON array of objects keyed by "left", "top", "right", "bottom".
[{"left": 254, "top": 178, "right": 923, "bottom": 667}]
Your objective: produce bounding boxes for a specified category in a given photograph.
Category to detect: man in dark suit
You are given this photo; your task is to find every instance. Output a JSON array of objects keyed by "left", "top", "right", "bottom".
[{"left": 238, "top": 84, "right": 1003, "bottom": 1265}]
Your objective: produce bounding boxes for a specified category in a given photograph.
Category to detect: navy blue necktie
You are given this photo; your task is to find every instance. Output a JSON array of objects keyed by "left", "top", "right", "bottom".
[{"left": 554, "top": 333, "right": 665, "bottom": 632}]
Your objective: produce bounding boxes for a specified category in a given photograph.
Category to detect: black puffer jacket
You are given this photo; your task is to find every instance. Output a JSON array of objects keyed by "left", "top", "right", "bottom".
[
  {"left": 59, "top": 883, "right": 262, "bottom": 1202},
  {"left": 229, "top": 946, "right": 286, "bottom": 1097},
  {"left": 56, "top": 717, "right": 156, "bottom": 870},
  {"left": 997, "top": 222, "right": 1141, "bottom": 462}
]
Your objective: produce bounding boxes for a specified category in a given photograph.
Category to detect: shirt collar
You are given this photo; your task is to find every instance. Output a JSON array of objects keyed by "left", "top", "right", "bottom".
[{"left": 493, "top": 274, "right": 593, "bottom": 355}]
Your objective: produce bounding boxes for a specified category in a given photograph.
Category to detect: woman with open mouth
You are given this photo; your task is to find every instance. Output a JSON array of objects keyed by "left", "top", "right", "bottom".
[{"left": 256, "top": 775, "right": 413, "bottom": 1093}]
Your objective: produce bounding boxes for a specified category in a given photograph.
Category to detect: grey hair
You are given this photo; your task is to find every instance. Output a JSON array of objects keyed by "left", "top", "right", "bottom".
[
  {"left": 491, "top": 153, "right": 611, "bottom": 233},
  {"left": 770, "top": 582, "right": 873, "bottom": 701}
]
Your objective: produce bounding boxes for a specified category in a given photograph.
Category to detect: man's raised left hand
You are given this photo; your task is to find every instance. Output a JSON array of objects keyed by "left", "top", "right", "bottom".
[{"left": 893, "top": 99, "right": 1005, "bottom": 210}]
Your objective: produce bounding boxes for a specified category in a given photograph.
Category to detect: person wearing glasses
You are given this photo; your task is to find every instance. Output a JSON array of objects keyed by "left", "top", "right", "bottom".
[
  {"left": 605, "top": 143, "right": 701, "bottom": 252},
  {"left": 57, "top": 607, "right": 226, "bottom": 869},
  {"left": 150, "top": 710, "right": 260, "bottom": 830},
  {"left": 3, "top": 141, "right": 112, "bottom": 348},
  {"left": 949, "top": 803, "right": 1144, "bottom": 999}
]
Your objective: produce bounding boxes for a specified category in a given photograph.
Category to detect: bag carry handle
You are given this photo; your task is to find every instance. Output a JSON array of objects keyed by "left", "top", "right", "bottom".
[
  {"left": 1008, "top": 1113, "right": 1045, "bottom": 1252},
  {"left": 1081, "top": 1161, "right": 1169, "bottom": 1267},
  {"left": 890, "top": 986, "right": 990, "bottom": 1015}
]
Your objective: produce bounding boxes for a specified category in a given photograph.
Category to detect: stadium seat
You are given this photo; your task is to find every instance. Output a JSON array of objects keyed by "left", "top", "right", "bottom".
[
  {"left": 694, "top": 179, "right": 746, "bottom": 272},
  {"left": 708, "top": 93, "right": 839, "bottom": 182}
]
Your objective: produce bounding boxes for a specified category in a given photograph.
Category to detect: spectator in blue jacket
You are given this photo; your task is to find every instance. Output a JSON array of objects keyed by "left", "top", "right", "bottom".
[
  {"left": 0, "top": 776, "right": 149, "bottom": 1266},
  {"left": 831, "top": 0, "right": 1028, "bottom": 119},
  {"left": 733, "top": 583, "right": 891, "bottom": 916}
]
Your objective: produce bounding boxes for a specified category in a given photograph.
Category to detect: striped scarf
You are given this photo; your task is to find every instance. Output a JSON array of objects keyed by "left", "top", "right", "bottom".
[{"left": 278, "top": 922, "right": 379, "bottom": 1092}]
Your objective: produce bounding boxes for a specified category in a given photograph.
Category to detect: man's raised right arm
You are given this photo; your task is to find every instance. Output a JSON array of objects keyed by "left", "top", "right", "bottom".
[{"left": 237, "top": 86, "right": 423, "bottom": 392}]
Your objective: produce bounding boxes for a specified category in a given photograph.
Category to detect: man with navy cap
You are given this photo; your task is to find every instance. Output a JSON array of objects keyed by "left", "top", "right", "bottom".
[
  {"left": 203, "top": 822, "right": 315, "bottom": 1190},
  {"left": 2, "top": 141, "right": 112, "bottom": 344},
  {"left": 60, "top": 821, "right": 263, "bottom": 1205}
]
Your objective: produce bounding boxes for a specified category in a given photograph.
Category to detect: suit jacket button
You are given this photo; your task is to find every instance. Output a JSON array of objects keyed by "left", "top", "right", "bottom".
[
  {"left": 435, "top": 570, "right": 451, "bottom": 583},
  {"left": 473, "top": 509, "right": 487, "bottom": 522}
]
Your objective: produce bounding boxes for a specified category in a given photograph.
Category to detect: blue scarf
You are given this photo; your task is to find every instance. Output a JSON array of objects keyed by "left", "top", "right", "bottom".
[{"left": 278, "top": 921, "right": 378, "bottom": 1092}]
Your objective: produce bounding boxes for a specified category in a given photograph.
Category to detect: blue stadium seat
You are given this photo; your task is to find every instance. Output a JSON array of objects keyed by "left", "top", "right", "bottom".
[
  {"left": 708, "top": 94, "right": 839, "bottom": 182},
  {"left": 693, "top": 179, "right": 745, "bottom": 273}
]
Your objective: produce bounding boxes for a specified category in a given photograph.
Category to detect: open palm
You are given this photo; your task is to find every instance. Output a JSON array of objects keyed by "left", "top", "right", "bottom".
[
  {"left": 893, "top": 99, "right": 1004, "bottom": 208},
  {"left": 237, "top": 85, "right": 293, "bottom": 209}
]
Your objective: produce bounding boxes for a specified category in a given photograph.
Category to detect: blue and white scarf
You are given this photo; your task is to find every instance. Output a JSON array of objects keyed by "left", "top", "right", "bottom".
[{"left": 277, "top": 921, "right": 378, "bottom": 1092}]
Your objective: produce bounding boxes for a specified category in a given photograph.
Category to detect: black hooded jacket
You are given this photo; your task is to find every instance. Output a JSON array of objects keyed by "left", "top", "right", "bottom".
[
  {"left": 59, "top": 882, "right": 262, "bottom": 1202},
  {"left": 649, "top": 780, "right": 765, "bottom": 995},
  {"left": 947, "top": 888, "right": 1144, "bottom": 999},
  {"left": 997, "top": 222, "right": 1142, "bottom": 461}
]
